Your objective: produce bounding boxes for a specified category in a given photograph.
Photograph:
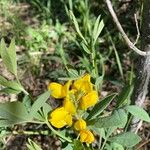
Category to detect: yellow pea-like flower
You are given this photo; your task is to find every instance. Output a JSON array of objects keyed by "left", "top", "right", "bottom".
[
  {"left": 63, "top": 98, "right": 76, "bottom": 115},
  {"left": 79, "top": 129, "right": 95, "bottom": 144},
  {"left": 74, "top": 119, "right": 87, "bottom": 131},
  {"left": 73, "top": 74, "right": 93, "bottom": 94},
  {"left": 49, "top": 107, "right": 72, "bottom": 128},
  {"left": 80, "top": 91, "right": 98, "bottom": 110},
  {"left": 48, "top": 80, "right": 71, "bottom": 99}
]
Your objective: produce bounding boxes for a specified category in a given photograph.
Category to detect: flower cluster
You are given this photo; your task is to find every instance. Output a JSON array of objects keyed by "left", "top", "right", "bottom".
[{"left": 48, "top": 74, "right": 98, "bottom": 143}]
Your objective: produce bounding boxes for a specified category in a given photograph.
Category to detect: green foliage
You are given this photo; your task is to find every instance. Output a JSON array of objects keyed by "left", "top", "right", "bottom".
[
  {"left": 0, "top": 0, "right": 148, "bottom": 149},
  {"left": 87, "top": 93, "right": 117, "bottom": 120},
  {"left": 73, "top": 140, "right": 83, "bottom": 150},
  {"left": 116, "top": 84, "right": 133, "bottom": 108},
  {"left": 125, "top": 105, "right": 150, "bottom": 122},
  {"left": 0, "top": 38, "right": 17, "bottom": 76},
  {"left": 29, "top": 91, "right": 50, "bottom": 119},
  {"left": 27, "top": 138, "right": 42, "bottom": 150},
  {"left": 108, "top": 132, "right": 141, "bottom": 148},
  {"left": 93, "top": 16, "right": 104, "bottom": 45},
  {"left": 0, "top": 101, "right": 29, "bottom": 127},
  {"left": 0, "top": 39, "right": 28, "bottom": 95},
  {"left": 90, "top": 109, "right": 127, "bottom": 128}
]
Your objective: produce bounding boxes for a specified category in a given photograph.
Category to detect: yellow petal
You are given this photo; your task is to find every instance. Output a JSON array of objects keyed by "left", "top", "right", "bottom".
[
  {"left": 80, "top": 91, "right": 98, "bottom": 110},
  {"left": 73, "top": 74, "right": 93, "bottom": 94},
  {"left": 74, "top": 119, "right": 86, "bottom": 131},
  {"left": 80, "top": 129, "right": 94, "bottom": 144},
  {"left": 63, "top": 80, "right": 72, "bottom": 95},
  {"left": 48, "top": 82, "right": 65, "bottom": 99},
  {"left": 49, "top": 107, "right": 72, "bottom": 128},
  {"left": 63, "top": 98, "right": 76, "bottom": 115}
]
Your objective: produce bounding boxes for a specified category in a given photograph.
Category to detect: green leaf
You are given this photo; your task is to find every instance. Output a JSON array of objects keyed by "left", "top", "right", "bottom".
[
  {"left": 90, "top": 109, "right": 127, "bottom": 128},
  {"left": 0, "top": 101, "right": 29, "bottom": 127},
  {"left": 34, "top": 103, "right": 52, "bottom": 122},
  {"left": 42, "top": 103, "right": 52, "bottom": 118},
  {"left": 79, "top": 55, "right": 91, "bottom": 73},
  {"left": 0, "top": 39, "right": 17, "bottom": 76},
  {"left": 87, "top": 93, "right": 117, "bottom": 120},
  {"left": 0, "top": 75, "right": 26, "bottom": 94},
  {"left": 95, "top": 75, "right": 103, "bottom": 91},
  {"left": 29, "top": 91, "right": 50, "bottom": 119},
  {"left": 81, "top": 42, "right": 91, "bottom": 54},
  {"left": 73, "top": 140, "right": 83, "bottom": 150},
  {"left": 69, "top": 11, "right": 87, "bottom": 45},
  {"left": 62, "top": 143, "right": 73, "bottom": 150},
  {"left": 108, "top": 132, "right": 141, "bottom": 147},
  {"left": 93, "top": 15, "right": 101, "bottom": 43},
  {"left": 0, "top": 88, "right": 21, "bottom": 94},
  {"left": 8, "top": 38, "right": 17, "bottom": 75},
  {"left": 68, "top": 69, "right": 79, "bottom": 78},
  {"left": 90, "top": 126, "right": 106, "bottom": 139},
  {"left": 113, "top": 45, "right": 124, "bottom": 79},
  {"left": 0, "top": 75, "right": 8, "bottom": 86},
  {"left": 116, "top": 84, "right": 133, "bottom": 108},
  {"left": 93, "top": 19, "right": 104, "bottom": 45},
  {"left": 7, "top": 81, "right": 24, "bottom": 91},
  {"left": 27, "top": 138, "right": 42, "bottom": 150},
  {"left": 125, "top": 105, "right": 150, "bottom": 122},
  {"left": 110, "top": 142, "right": 124, "bottom": 150}
]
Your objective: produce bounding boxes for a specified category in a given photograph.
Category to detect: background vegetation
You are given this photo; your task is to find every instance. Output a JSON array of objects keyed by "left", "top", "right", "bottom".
[{"left": 0, "top": 0, "right": 149, "bottom": 149}]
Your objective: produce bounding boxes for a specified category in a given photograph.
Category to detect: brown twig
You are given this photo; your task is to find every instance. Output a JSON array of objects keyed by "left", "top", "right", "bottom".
[
  {"left": 136, "top": 139, "right": 150, "bottom": 150},
  {"left": 105, "top": 0, "right": 150, "bottom": 56},
  {"left": 134, "top": 13, "right": 140, "bottom": 46}
]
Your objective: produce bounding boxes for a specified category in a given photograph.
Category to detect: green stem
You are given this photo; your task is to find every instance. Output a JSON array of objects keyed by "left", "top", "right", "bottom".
[
  {"left": 46, "top": 120, "right": 72, "bottom": 143},
  {"left": 125, "top": 115, "right": 133, "bottom": 132},
  {"left": 98, "top": 136, "right": 102, "bottom": 150},
  {"left": 12, "top": 130, "right": 49, "bottom": 135},
  {"left": 16, "top": 75, "right": 29, "bottom": 95},
  {"left": 100, "top": 138, "right": 107, "bottom": 150},
  {"left": 91, "top": 44, "right": 98, "bottom": 78}
]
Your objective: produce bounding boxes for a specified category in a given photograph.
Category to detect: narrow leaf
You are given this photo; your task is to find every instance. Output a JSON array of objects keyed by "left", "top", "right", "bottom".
[
  {"left": 8, "top": 38, "right": 17, "bottom": 76},
  {"left": 81, "top": 42, "right": 91, "bottom": 54},
  {"left": 93, "top": 19, "right": 104, "bottom": 45},
  {"left": 69, "top": 11, "right": 87, "bottom": 45},
  {"left": 29, "top": 91, "right": 50, "bottom": 119},
  {"left": 87, "top": 93, "right": 117, "bottom": 120},
  {"left": 27, "top": 138, "right": 42, "bottom": 150},
  {"left": 93, "top": 15, "right": 101, "bottom": 42},
  {"left": 116, "top": 84, "right": 133, "bottom": 108}
]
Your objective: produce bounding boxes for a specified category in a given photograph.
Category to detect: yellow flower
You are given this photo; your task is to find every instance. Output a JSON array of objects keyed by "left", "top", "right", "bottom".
[
  {"left": 80, "top": 129, "right": 94, "bottom": 144},
  {"left": 49, "top": 107, "right": 72, "bottom": 128},
  {"left": 74, "top": 119, "right": 87, "bottom": 131},
  {"left": 63, "top": 98, "right": 76, "bottom": 115},
  {"left": 73, "top": 74, "right": 93, "bottom": 94},
  {"left": 80, "top": 91, "right": 98, "bottom": 110},
  {"left": 48, "top": 81, "right": 71, "bottom": 99}
]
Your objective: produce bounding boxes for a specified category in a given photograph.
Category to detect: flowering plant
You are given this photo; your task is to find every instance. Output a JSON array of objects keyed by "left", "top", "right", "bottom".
[{"left": 48, "top": 74, "right": 98, "bottom": 144}]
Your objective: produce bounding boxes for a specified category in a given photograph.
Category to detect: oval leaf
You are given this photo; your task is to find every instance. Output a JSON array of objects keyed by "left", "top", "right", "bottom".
[
  {"left": 108, "top": 132, "right": 141, "bottom": 147},
  {"left": 125, "top": 105, "right": 150, "bottom": 122},
  {"left": 90, "top": 109, "right": 127, "bottom": 128}
]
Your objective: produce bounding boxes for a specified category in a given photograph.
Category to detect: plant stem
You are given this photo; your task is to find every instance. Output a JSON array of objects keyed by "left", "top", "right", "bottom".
[
  {"left": 46, "top": 120, "right": 72, "bottom": 143},
  {"left": 91, "top": 44, "right": 98, "bottom": 78},
  {"left": 100, "top": 138, "right": 107, "bottom": 150},
  {"left": 12, "top": 130, "right": 49, "bottom": 135}
]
